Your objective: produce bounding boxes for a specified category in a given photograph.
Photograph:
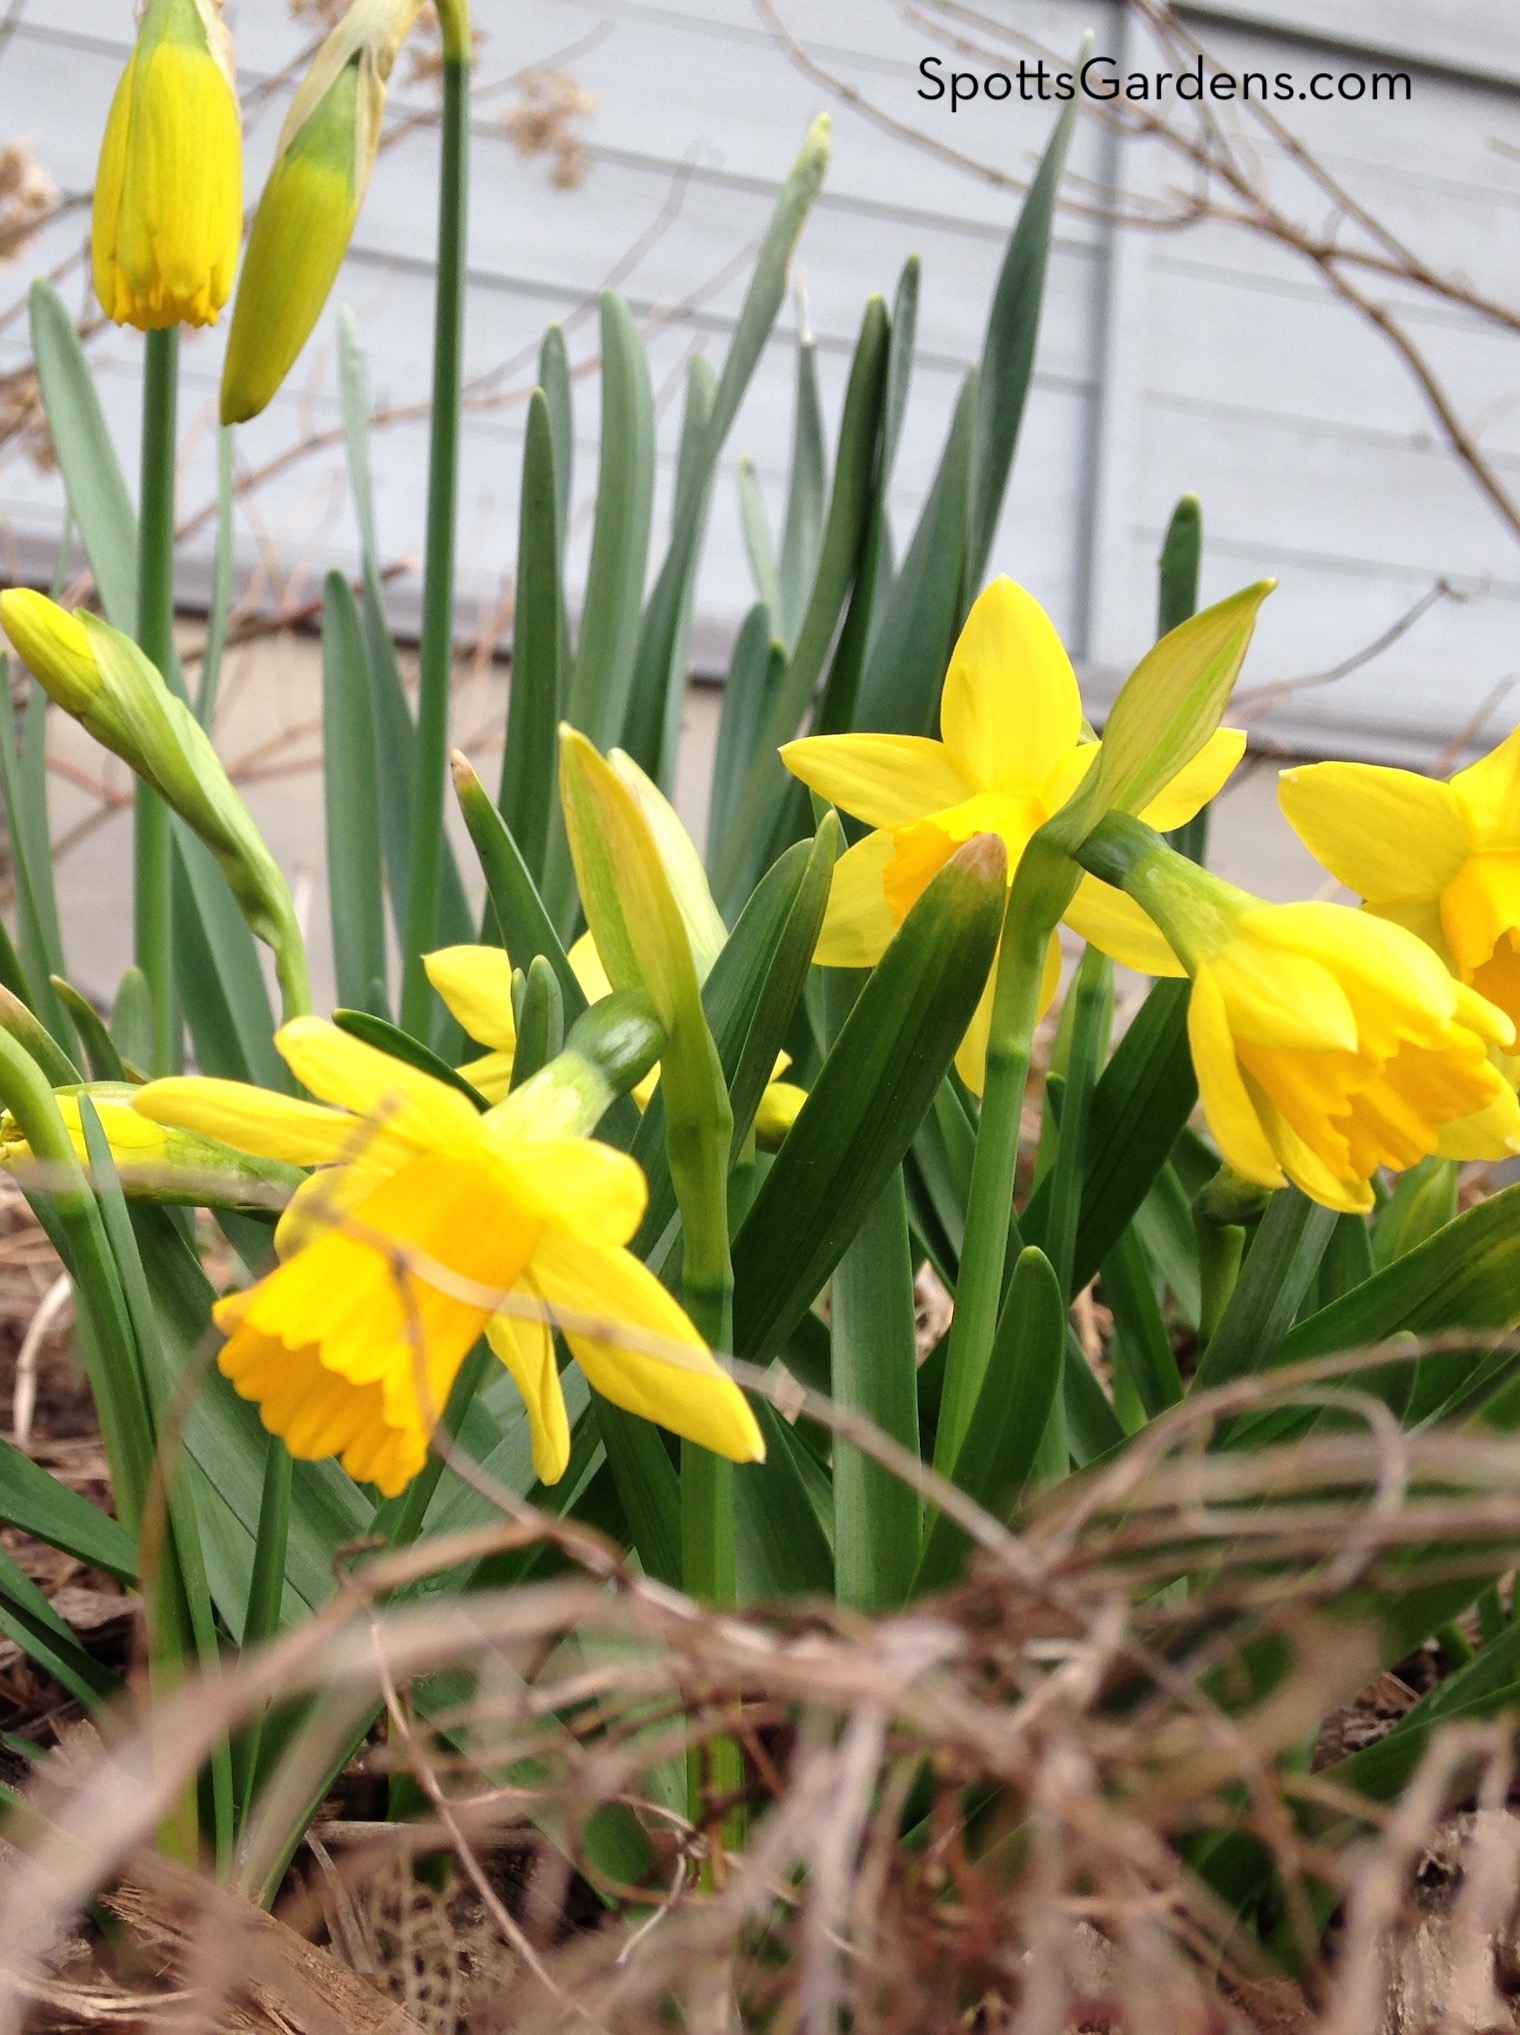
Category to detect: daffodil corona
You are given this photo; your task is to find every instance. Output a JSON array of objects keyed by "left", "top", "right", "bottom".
[
  {"left": 1280, "top": 726, "right": 1520, "bottom": 1034},
  {"left": 133, "top": 1018, "right": 764, "bottom": 1494},
  {"left": 781, "top": 577, "right": 1245, "bottom": 1090},
  {"left": 92, "top": 0, "right": 241, "bottom": 329},
  {"left": 1082, "top": 817, "right": 1520, "bottom": 1213}
]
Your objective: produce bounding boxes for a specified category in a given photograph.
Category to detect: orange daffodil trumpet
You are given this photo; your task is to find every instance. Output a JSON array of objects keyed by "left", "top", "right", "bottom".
[
  {"left": 1080, "top": 816, "right": 1520, "bottom": 1214},
  {"left": 132, "top": 1016, "right": 763, "bottom": 1495},
  {"left": 1280, "top": 725, "right": 1520, "bottom": 1037},
  {"left": 781, "top": 577, "right": 1245, "bottom": 1090},
  {"left": 92, "top": 0, "right": 242, "bottom": 329}
]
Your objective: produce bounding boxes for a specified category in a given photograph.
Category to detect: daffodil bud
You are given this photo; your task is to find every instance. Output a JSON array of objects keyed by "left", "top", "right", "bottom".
[
  {"left": 0, "top": 590, "right": 311, "bottom": 1018},
  {"left": 92, "top": 0, "right": 241, "bottom": 330},
  {"left": 219, "top": 0, "right": 426, "bottom": 423},
  {"left": 1, "top": 1084, "right": 302, "bottom": 1209}
]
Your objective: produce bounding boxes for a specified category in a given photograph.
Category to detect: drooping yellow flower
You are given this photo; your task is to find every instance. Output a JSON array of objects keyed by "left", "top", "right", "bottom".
[
  {"left": 133, "top": 1018, "right": 763, "bottom": 1494},
  {"left": 1100, "top": 826, "right": 1520, "bottom": 1213},
  {"left": 219, "top": 0, "right": 425, "bottom": 422},
  {"left": 781, "top": 577, "right": 1245, "bottom": 1090},
  {"left": 1279, "top": 727, "right": 1520, "bottom": 1034},
  {"left": 92, "top": 0, "right": 241, "bottom": 329}
]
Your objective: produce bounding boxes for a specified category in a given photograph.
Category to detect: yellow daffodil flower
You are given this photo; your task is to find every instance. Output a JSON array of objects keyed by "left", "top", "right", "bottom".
[
  {"left": 1100, "top": 825, "right": 1520, "bottom": 1213},
  {"left": 219, "top": 0, "right": 425, "bottom": 422},
  {"left": 1280, "top": 726, "right": 1520, "bottom": 1034},
  {"left": 780, "top": 577, "right": 1245, "bottom": 1091},
  {"left": 92, "top": 0, "right": 241, "bottom": 329},
  {"left": 132, "top": 1018, "right": 763, "bottom": 1494}
]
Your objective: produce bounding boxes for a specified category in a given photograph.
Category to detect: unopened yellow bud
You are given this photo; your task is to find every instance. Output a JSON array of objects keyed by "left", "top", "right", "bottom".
[
  {"left": 92, "top": 0, "right": 241, "bottom": 330},
  {"left": 220, "top": 0, "right": 424, "bottom": 423},
  {"left": 0, "top": 590, "right": 310, "bottom": 1018}
]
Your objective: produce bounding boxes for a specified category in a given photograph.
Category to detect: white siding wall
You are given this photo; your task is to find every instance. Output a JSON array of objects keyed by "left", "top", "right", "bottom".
[{"left": 1, "top": 0, "right": 1519, "bottom": 765}]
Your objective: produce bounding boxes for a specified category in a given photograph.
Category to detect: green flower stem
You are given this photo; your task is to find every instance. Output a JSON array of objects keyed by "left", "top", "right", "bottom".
[
  {"left": 934, "top": 836, "right": 1078, "bottom": 1478},
  {"left": 399, "top": 53, "right": 470, "bottom": 1038},
  {"left": 135, "top": 326, "right": 179, "bottom": 1075}
]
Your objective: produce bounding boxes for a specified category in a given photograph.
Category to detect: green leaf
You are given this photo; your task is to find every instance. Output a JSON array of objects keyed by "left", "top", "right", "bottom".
[
  {"left": 965, "top": 89, "right": 1082, "bottom": 594},
  {"left": 195, "top": 427, "right": 236, "bottom": 726},
  {"left": 0, "top": 1545, "right": 121, "bottom": 1707},
  {"left": 0, "top": 984, "right": 82, "bottom": 1088},
  {"left": 1281, "top": 1179, "right": 1520, "bottom": 1372},
  {"left": 565, "top": 294, "right": 655, "bottom": 755},
  {"left": 172, "top": 825, "right": 285, "bottom": 1090},
  {"left": 594, "top": 1399, "right": 680, "bottom": 1589},
  {"left": 454, "top": 752, "right": 587, "bottom": 1005},
  {"left": 337, "top": 308, "right": 474, "bottom": 965},
  {"left": 1024, "top": 977, "right": 1196, "bottom": 1294},
  {"left": 621, "top": 117, "right": 831, "bottom": 783},
  {"left": 707, "top": 603, "right": 781, "bottom": 874},
  {"left": 776, "top": 323, "right": 827, "bottom": 649},
  {"left": 111, "top": 966, "right": 153, "bottom": 1072},
  {"left": 1040, "top": 946, "right": 1112, "bottom": 1298},
  {"left": 0, "top": 1433, "right": 138, "bottom": 1582},
  {"left": 735, "top": 1403, "right": 833, "bottom": 1599},
  {"left": 1157, "top": 494, "right": 1203, "bottom": 642},
  {"left": 29, "top": 281, "right": 137, "bottom": 633},
  {"left": 732, "top": 833, "right": 1006, "bottom": 1364},
  {"left": 508, "top": 955, "right": 564, "bottom": 1089},
  {"left": 917, "top": 1246, "right": 1064, "bottom": 1594},
  {"left": 332, "top": 1008, "right": 489, "bottom": 1109},
  {"left": 1373, "top": 1156, "right": 1458, "bottom": 1270},
  {"left": 322, "top": 572, "right": 389, "bottom": 1016},
  {"left": 537, "top": 322, "right": 574, "bottom": 555},
  {"left": 51, "top": 979, "right": 126, "bottom": 1081},
  {"left": 855, "top": 367, "right": 976, "bottom": 736},
  {"left": 0, "top": 665, "right": 71, "bottom": 1047},
  {"left": 713, "top": 297, "right": 890, "bottom": 905},
  {"left": 499, "top": 390, "right": 565, "bottom": 888},
  {"left": 1192, "top": 1188, "right": 1338, "bottom": 1393},
  {"left": 1102, "top": 1227, "right": 1184, "bottom": 1423},
  {"left": 831, "top": 1163, "right": 921, "bottom": 1610},
  {"left": 737, "top": 457, "right": 781, "bottom": 626}
]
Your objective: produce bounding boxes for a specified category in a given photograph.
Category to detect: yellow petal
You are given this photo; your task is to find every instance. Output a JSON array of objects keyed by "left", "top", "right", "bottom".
[
  {"left": 1138, "top": 727, "right": 1246, "bottom": 832},
  {"left": 939, "top": 578, "right": 1082, "bottom": 794},
  {"left": 489, "top": 1135, "right": 647, "bottom": 1247},
  {"left": 955, "top": 932, "right": 1060, "bottom": 1095},
  {"left": 1064, "top": 877, "right": 1184, "bottom": 977},
  {"left": 459, "top": 1050, "right": 515, "bottom": 1103},
  {"left": 529, "top": 1232, "right": 764, "bottom": 1464},
  {"left": 1278, "top": 761, "right": 1468, "bottom": 903},
  {"left": 1211, "top": 932, "right": 1358, "bottom": 1053},
  {"left": 779, "top": 734, "right": 972, "bottom": 830},
  {"left": 134, "top": 1074, "right": 362, "bottom": 1165},
  {"left": 1436, "top": 1083, "right": 1520, "bottom": 1162},
  {"left": 1449, "top": 723, "right": 1520, "bottom": 851},
  {"left": 424, "top": 945, "right": 518, "bottom": 1054},
  {"left": 568, "top": 930, "right": 612, "bottom": 1002},
  {"left": 274, "top": 1153, "right": 398, "bottom": 1260},
  {"left": 486, "top": 1300, "right": 571, "bottom": 1484},
  {"left": 1244, "top": 1072, "right": 1371, "bottom": 1214},
  {"left": 1440, "top": 854, "right": 1520, "bottom": 978},
  {"left": 754, "top": 1080, "right": 807, "bottom": 1150},
  {"left": 1187, "top": 969, "right": 1284, "bottom": 1189},
  {"left": 275, "top": 1016, "right": 480, "bottom": 1148},
  {"left": 813, "top": 830, "right": 898, "bottom": 968}
]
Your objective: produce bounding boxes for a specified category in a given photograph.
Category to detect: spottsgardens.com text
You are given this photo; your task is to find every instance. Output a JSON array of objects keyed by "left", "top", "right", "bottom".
[{"left": 918, "top": 53, "right": 1413, "bottom": 108}]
